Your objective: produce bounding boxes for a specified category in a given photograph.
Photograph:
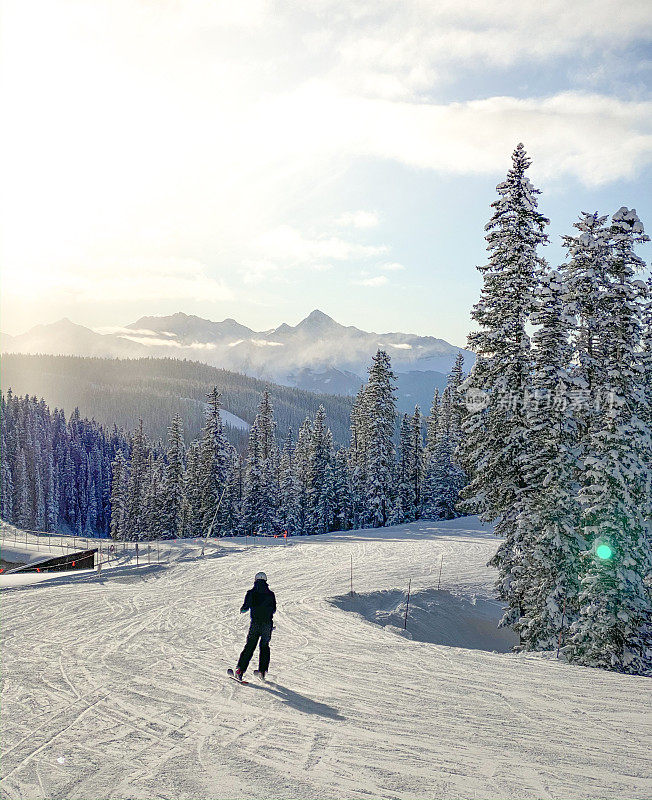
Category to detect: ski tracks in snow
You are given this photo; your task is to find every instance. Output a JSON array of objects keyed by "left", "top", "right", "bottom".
[{"left": 1, "top": 520, "right": 651, "bottom": 799}]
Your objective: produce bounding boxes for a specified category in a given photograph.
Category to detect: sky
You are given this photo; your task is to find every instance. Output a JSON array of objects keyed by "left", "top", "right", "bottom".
[{"left": 1, "top": 0, "right": 651, "bottom": 347}]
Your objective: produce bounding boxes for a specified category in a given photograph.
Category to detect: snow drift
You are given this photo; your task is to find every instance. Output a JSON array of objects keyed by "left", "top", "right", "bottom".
[{"left": 331, "top": 588, "right": 519, "bottom": 652}]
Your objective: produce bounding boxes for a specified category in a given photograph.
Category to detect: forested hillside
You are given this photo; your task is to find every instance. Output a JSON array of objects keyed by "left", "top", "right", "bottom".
[{"left": 0, "top": 354, "right": 353, "bottom": 450}]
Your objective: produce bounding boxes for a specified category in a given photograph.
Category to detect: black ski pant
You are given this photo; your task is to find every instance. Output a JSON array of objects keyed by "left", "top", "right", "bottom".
[{"left": 237, "top": 620, "right": 273, "bottom": 674}]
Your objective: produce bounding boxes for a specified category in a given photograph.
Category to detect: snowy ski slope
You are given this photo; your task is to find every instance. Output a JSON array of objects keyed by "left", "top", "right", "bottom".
[{"left": 1, "top": 518, "right": 650, "bottom": 800}]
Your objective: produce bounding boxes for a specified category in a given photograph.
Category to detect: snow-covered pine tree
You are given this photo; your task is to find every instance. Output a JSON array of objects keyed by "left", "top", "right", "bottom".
[
  {"left": 394, "top": 414, "right": 415, "bottom": 523},
  {"left": 422, "top": 388, "right": 462, "bottom": 519},
  {"left": 515, "top": 268, "right": 583, "bottom": 651},
  {"left": 45, "top": 449, "right": 57, "bottom": 532},
  {"left": 640, "top": 275, "right": 652, "bottom": 531},
  {"left": 458, "top": 143, "right": 549, "bottom": 632},
  {"left": 332, "top": 448, "right": 353, "bottom": 531},
  {"left": 1, "top": 437, "right": 13, "bottom": 522},
  {"left": 84, "top": 479, "right": 97, "bottom": 537},
  {"left": 409, "top": 406, "right": 424, "bottom": 520},
  {"left": 183, "top": 441, "right": 203, "bottom": 537},
  {"left": 141, "top": 453, "right": 165, "bottom": 539},
  {"left": 348, "top": 385, "right": 369, "bottom": 528},
  {"left": 316, "top": 462, "right": 336, "bottom": 534},
  {"left": 198, "top": 389, "right": 233, "bottom": 536},
  {"left": 568, "top": 208, "right": 652, "bottom": 674},
  {"left": 222, "top": 451, "right": 244, "bottom": 536},
  {"left": 15, "top": 449, "right": 29, "bottom": 529},
  {"left": 243, "top": 391, "right": 279, "bottom": 535},
  {"left": 307, "top": 405, "right": 333, "bottom": 533},
  {"left": 364, "top": 349, "right": 397, "bottom": 527},
  {"left": 279, "top": 428, "right": 301, "bottom": 536},
  {"left": 421, "top": 389, "right": 440, "bottom": 517},
  {"left": 34, "top": 460, "right": 45, "bottom": 530},
  {"left": 109, "top": 450, "right": 129, "bottom": 540},
  {"left": 162, "top": 414, "right": 186, "bottom": 539},
  {"left": 560, "top": 212, "right": 613, "bottom": 442},
  {"left": 293, "top": 417, "right": 312, "bottom": 535},
  {"left": 125, "top": 420, "right": 147, "bottom": 540}
]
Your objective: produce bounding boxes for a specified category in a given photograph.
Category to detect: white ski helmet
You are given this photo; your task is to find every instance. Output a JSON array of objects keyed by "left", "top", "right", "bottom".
[{"left": 255, "top": 571, "right": 267, "bottom": 582}]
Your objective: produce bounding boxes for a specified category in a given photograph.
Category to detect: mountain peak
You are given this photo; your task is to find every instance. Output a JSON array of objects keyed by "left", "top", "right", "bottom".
[
  {"left": 306, "top": 309, "right": 333, "bottom": 322},
  {"left": 296, "top": 309, "right": 339, "bottom": 331}
]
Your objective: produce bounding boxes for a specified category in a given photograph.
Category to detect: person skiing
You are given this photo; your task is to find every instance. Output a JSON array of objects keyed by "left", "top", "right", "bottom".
[{"left": 234, "top": 571, "right": 276, "bottom": 681}]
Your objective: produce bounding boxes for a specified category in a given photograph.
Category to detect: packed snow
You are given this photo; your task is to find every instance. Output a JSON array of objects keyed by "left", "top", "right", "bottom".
[{"left": 1, "top": 517, "right": 650, "bottom": 800}]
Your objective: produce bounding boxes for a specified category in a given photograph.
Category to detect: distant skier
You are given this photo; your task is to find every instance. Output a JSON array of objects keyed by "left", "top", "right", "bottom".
[{"left": 234, "top": 571, "right": 276, "bottom": 681}]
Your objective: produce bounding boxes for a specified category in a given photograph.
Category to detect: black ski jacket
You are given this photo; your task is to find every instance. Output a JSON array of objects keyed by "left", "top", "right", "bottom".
[{"left": 241, "top": 579, "right": 276, "bottom": 624}]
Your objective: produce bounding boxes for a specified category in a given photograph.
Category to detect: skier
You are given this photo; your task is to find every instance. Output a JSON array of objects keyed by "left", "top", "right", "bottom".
[{"left": 234, "top": 571, "right": 276, "bottom": 681}]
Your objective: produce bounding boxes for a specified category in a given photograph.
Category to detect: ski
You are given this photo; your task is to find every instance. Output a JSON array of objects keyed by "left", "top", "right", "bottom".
[{"left": 227, "top": 668, "right": 248, "bottom": 685}]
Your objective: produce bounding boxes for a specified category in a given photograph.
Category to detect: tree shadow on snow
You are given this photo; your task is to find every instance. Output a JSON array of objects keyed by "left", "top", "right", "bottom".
[
  {"left": 331, "top": 588, "right": 519, "bottom": 653},
  {"left": 246, "top": 681, "right": 345, "bottom": 721}
]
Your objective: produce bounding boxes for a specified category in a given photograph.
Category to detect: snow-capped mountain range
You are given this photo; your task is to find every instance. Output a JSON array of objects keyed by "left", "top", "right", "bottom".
[{"left": 1, "top": 310, "right": 473, "bottom": 410}]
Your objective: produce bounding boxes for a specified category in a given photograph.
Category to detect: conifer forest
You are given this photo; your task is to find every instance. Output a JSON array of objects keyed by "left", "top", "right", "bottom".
[{"left": 2, "top": 146, "right": 650, "bottom": 673}]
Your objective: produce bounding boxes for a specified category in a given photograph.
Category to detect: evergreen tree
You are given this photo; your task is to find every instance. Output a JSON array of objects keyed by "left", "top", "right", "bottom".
[
  {"left": 568, "top": 208, "right": 652, "bottom": 673},
  {"left": 142, "top": 453, "right": 165, "bottom": 539},
  {"left": 316, "top": 462, "right": 336, "bottom": 534},
  {"left": 199, "top": 388, "right": 233, "bottom": 536},
  {"left": 560, "top": 212, "right": 612, "bottom": 440},
  {"left": 458, "top": 143, "right": 549, "bottom": 631},
  {"left": 109, "top": 450, "right": 129, "bottom": 540},
  {"left": 1, "top": 441, "right": 14, "bottom": 522},
  {"left": 125, "top": 420, "right": 147, "bottom": 539},
  {"left": 364, "top": 349, "right": 397, "bottom": 527},
  {"left": 183, "top": 441, "right": 204, "bottom": 537},
  {"left": 293, "top": 417, "right": 312, "bottom": 534},
  {"left": 162, "top": 414, "right": 186, "bottom": 538},
  {"left": 332, "top": 448, "right": 353, "bottom": 531},
  {"left": 307, "top": 406, "right": 333, "bottom": 533},
  {"left": 243, "top": 391, "right": 279, "bottom": 535},
  {"left": 349, "top": 386, "right": 369, "bottom": 528},
  {"left": 279, "top": 429, "right": 300, "bottom": 535},
  {"left": 423, "top": 388, "right": 464, "bottom": 519},
  {"left": 45, "top": 450, "right": 57, "bottom": 531},
  {"left": 15, "top": 449, "right": 29, "bottom": 529},
  {"left": 409, "top": 406, "right": 424, "bottom": 520},
  {"left": 515, "top": 269, "right": 583, "bottom": 650},
  {"left": 394, "top": 414, "right": 415, "bottom": 523}
]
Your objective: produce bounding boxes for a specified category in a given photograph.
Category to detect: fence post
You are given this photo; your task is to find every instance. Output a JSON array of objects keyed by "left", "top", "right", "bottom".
[
  {"left": 437, "top": 555, "right": 443, "bottom": 590},
  {"left": 350, "top": 554, "right": 353, "bottom": 596},
  {"left": 404, "top": 579, "right": 411, "bottom": 630}
]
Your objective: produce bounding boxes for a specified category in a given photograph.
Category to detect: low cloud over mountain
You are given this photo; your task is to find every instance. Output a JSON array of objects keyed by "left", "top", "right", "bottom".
[{"left": 2, "top": 310, "right": 473, "bottom": 411}]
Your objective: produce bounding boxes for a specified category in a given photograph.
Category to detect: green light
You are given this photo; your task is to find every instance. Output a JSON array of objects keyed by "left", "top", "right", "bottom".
[{"left": 596, "top": 543, "right": 613, "bottom": 560}]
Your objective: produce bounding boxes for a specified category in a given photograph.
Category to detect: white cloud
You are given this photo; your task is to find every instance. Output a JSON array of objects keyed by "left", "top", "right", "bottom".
[
  {"left": 334, "top": 210, "right": 380, "bottom": 229},
  {"left": 353, "top": 275, "right": 389, "bottom": 287},
  {"left": 94, "top": 326, "right": 173, "bottom": 337},
  {"left": 2, "top": 0, "right": 651, "bottom": 330},
  {"left": 242, "top": 226, "right": 389, "bottom": 282},
  {"left": 387, "top": 342, "right": 413, "bottom": 349},
  {"left": 258, "top": 226, "right": 387, "bottom": 263},
  {"left": 1, "top": 257, "right": 234, "bottom": 304},
  {"left": 380, "top": 262, "right": 405, "bottom": 271},
  {"left": 320, "top": 0, "right": 652, "bottom": 98},
  {"left": 117, "top": 335, "right": 184, "bottom": 348}
]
